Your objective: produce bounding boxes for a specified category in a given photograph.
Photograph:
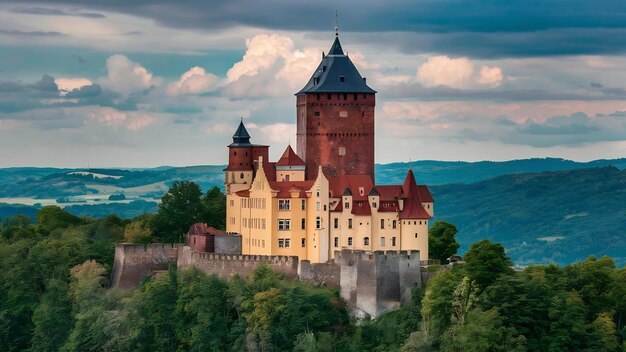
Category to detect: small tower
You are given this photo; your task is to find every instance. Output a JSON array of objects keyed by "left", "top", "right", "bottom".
[
  {"left": 275, "top": 145, "right": 306, "bottom": 182},
  {"left": 224, "top": 120, "right": 269, "bottom": 193},
  {"left": 295, "top": 32, "right": 377, "bottom": 181}
]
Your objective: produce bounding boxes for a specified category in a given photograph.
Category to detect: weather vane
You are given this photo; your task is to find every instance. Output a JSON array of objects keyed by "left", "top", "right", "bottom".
[{"left": 335, "top": 10, "right": 339, "bottom": 36}]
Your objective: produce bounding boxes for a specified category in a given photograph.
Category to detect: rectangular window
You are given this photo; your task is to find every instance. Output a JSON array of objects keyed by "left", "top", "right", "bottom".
[
  {"left": 301, "top": 218, "right": 306, "bottom": 230},
  {"left": 348, "top": 219, "right": 353, "bottom": 229},
  {"left": 302, "top": 238, "right": 306, "bottom": 247},
  {"left": 278, "top": 239, "right": 285, "bottom": 248},
  {"left": 278, "top": 219, "right": 291, "bottom": 231},
  {"left": 314, "top": 111, "right": 320, "bottom": 116},
  {"left": 262, "top": 240, "right": 265, "bottom": 248},
  {"left": 334, "top": 218, "right": 338, "bottom": 229},
  {"left": 334, "top": 237, "right": 339, "bottom": 247},
  {"left": 345, "top": 202, "right": 350, "bottom": 209},
  {"left": 381, "top": 237, "right": 385, "bottom": 246},
  {"left": 301, "top": 199, "right": 306, "bottom": 210},
  {"left": 316, "top": 217, "right": 322, "bottom": 229},
  {"left": 380, "top": 219, "right": 385, "bottom": 229},
  {"left": 348, "top": 237, "right": 353, "bottom": 246},
  {"left": 392, "top": 220, "right": 397, "bottom": 229},
  {"left": 285, "top": 239, "right": 291, "bottom": 248},
  {"left": 338, "top": 147, "right": 346, "bottom": 156},
  {"left": 316, "top": 202, "right": 321, "bottom": 211},
  {"left": 392, "top": 237, "right": 397, "bottom": 246},
  {"left": 373, "top": 202, "right": 377, "bottom": 208},
  {"left": 278, "top": 199, "right": 290, "bottom": 210}
]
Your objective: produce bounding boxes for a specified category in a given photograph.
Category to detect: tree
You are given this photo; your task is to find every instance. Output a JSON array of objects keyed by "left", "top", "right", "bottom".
[
  {"left": 30, "top": 279, "right": 72, "bottom": 352},
  {"left": 429, "top": 221, "right": 460, "bottom": 263},
  {"left": 587, "top": 312, "right": 619, "bottom": 352},
  {"left": 151, "top": 181, "right": 203, "bottom": 243},
  {"left": 293, "top": 332, "right": 317, "bottom": 352},
  {"left": 35, "top": 206, "right": 82, "bottom": 235},
  {"left": 125, "top": 219, "right": 153, "bottom": 243},
  {"left": 463, "top": 240, "right": 513, "bottom": 289},
  {"left": 202, "top": 186, "right": 226, "bottom": 230}
]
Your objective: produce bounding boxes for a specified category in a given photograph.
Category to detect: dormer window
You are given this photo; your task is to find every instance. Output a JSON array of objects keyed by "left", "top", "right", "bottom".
[
  {"left": 323, "top": 65, "right": 327, "bottom": 72},
  {"left": 339, "top": 76, "right": 345, "bottom": 82}
]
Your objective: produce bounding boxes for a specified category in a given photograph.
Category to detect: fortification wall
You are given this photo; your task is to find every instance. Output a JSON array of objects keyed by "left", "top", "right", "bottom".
[
  {"left": 110, "top": 243, "right": 180, "bottom": 289},
  {"left": 177, "top": 246, "right": 298, "bottom": 279},
  {"left": 298, "top": 260, "right": 341, "bottom": 287},
  {"left": 399, "top": 250, "right": 421, "bottom": 305}
]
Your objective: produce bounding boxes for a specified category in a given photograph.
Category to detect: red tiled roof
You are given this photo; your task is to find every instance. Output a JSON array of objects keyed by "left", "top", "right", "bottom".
[
  {"left": 262, "top": 161, "right": 277, "bottom": 182},
  {"left": 351, "top": 200, "right": 371, "bottom": 216},
  {"left": 373, "top": 185, "right": 404, "bottom": 201},
  {"left": 188, "top": 223, "right": 226, "bottom": 236},
  {"left": 328, "top": 175, "right": 374, "bottom": 200},
  {"left": 417, "top": 185, "right": 434, "bottom": 202},
  {"left": 331, "top": 200, "right": 343, "bottom": 212},
  {"left": 276, "top": 145, "right": 305, "bottom": 166},
  {"left": 399, "top": 169, "right": 432, "bottom": 219},
  {"left": 268, "top": 180, "right": 315, "bottom": 198}
]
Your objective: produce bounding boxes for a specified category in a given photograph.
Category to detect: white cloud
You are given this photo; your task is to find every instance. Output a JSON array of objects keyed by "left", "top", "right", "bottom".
[
  {"left": 247, "top": 122, "right": 295, "bottom": 143},
  {"left": 224, "top": 34, "right": 320, "bottom": 97},
  {"left": 166, "top": 66, "right": 219, "bottom": 96},
  {"left": 100, "top": 54, "right": 161, "bottom": 95},
  {"left": 476, "top": 66, "right": 503, "bottom": 87},
  {"left": 55, "top": 77, "right": 93, "bottom": 95},
  {"left": 417, "top": 56, "right": 474, "bottom": 89},
  {"left": 86, "top": 108, "right": 157, "bottom": 130}
]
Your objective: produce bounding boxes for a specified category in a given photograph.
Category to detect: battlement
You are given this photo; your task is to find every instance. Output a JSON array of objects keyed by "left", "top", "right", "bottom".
[
  {"left": 110, "top": 243, "right": 181, "bottom": 289},
  {"left": 177, "top": 246, "right": 299, "bottom": 280}
]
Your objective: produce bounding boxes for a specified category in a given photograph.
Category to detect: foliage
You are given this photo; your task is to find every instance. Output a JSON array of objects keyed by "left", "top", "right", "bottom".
[
  {"left": 463, "top": 239, "right": 513, "bottom": 289},
  {"left": 151, "top": 181, "right": 203, "bottom": 243},
  {"left": 124, "top": 217, "right": 154, "bottom": 243},
  {"left": 429, "top": 221, "right": 460, "bottom": 263}
]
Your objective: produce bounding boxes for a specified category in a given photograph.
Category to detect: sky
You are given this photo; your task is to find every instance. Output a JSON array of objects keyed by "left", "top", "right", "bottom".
[{"left": 1, "top": 0, "right": 626, "bottom": 168}]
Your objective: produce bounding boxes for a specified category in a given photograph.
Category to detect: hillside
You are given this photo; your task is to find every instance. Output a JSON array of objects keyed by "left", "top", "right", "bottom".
[{"left": 431, "top": 166, "right": 626, "bottom": 266}]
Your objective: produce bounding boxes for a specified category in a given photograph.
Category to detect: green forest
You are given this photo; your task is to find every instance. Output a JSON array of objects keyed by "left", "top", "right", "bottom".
[{"left": 1, "top": 182, "right": 625, "bottom": 351}]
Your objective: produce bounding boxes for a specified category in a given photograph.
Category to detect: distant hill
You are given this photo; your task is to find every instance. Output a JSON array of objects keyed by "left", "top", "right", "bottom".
[
  {"left": 377, "top": 158, "right": 626, "bottom": 185},
  {"left": 431, "top": 166, "right": 626, "bottom": 266}
]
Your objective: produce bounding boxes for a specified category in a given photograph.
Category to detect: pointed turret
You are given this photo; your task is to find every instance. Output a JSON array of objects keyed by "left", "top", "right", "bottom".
[
  {"left": 296, "top": 35, "right": 376, "bottom": 94},
  {"left": 230, "top": 120, "right": 252, "bottom": 147},
  {"left": 276, "top": 145, "right": 305, "bottom": 167}
]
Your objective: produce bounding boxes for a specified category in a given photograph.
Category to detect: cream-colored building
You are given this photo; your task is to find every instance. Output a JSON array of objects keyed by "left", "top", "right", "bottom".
[
  {"left": 224, "top": 34, "right": 434, "bottom": 263},
  {"left": 224, "top": 122, "right": 434, "bottom": 263}
]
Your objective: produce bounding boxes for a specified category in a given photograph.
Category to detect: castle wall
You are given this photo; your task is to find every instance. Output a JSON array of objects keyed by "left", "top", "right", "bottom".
[
  {"left": 399, "top": 250, "right": 421, "bottom": 305},
  {"left": 375, "top": 251, "right": 401, "bottom": 315},
  {"left": 110, "top": 243, "right": 180, "bottom": 289},
  {"left": 177, "top": 246, "right": 299, "bottom": 279},
  {"left": 298, "top": 260, "right": 341, "bottom": 287}
]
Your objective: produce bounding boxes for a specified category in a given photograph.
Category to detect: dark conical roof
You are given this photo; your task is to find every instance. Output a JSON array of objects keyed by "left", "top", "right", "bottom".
[
  {"left": 229, "top": 120, "right": 252, "bottom": 147},
  {"left": 297, "top": 36, "right": 376, "bottom": 94}
]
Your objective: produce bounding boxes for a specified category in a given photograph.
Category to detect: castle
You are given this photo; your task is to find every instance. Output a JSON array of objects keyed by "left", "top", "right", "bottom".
[
  {"left": 224, "top": 33, "right": 434, "bottom": 263},
  {"left": 111, "top": 33, "right": 437, "bottom": 318}
]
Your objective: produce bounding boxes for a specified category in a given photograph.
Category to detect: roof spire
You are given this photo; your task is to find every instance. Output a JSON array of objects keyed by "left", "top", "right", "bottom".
[{"left": 335, "top": 10, "right": 339, "bottom": 37}]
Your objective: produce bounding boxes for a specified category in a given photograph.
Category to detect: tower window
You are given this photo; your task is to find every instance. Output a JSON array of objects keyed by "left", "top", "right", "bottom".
[
  {"left": 392, "top": 237, "right": 397, "bottom": 246},
  {"left": 327, "top": 94, "right": 331, "bottom": 99},
  {"left": 302, "top": 199, "right": 306, "bottom": 210},
  {"left": 348, "top": 219, "right": 352, "bottom": 229},
  {"left": 338, "top": 147, "right": 346, "bottom": 156},
  {"left": 334, "top": 237, "right": 339, "bottom": 247},
  {"left": 364, "top": 237, "right": 370, "bottom": 246},
  {"left": 302, "top": 238, "right": 306, "bottom": 247},
  {"left": 381, "top": 219, "right": 385, "bottom": 229},
  {"left": 334, "top": 218, "right": 338, "bottom": 229},
  {"left": 301, "top": 218, "right": 306, "bottom": 229},
  {"left": 316, "top": 216, "right": 321, "bottom": 229},
  {"left": 348, "top": 237, "right": 353, "bottom": 246},
  {"left": 339, "top": 76, "right": 345, "bottom": 82},
  {"left": 316, "top": 93, "right": 320, "bottom": 100},
  {"left": 353, "top": 94, "right": 357, "bottom": 100},
  {"left": 240, "top": 173, "right": 244, "bottom": 179},
  {"left": 343, "top": 94, "right": 347, "bottom": 100},
  {"left": 393, "top": 220, "right": 397, "bottom": 229},
  {"left": 314, "top": 111, "right": 320, "bottom": 117},
  {"left": 234, "top": 151, "right": 237, "bottom": 156},
  {"left": 381, "top": 237, "right": 385, "bottom": 246}
]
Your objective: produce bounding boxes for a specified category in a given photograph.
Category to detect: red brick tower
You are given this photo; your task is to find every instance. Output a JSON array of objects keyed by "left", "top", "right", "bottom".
[
  {"left": 296, "top": 33, "right": 376, "bottom": 181},
  {"left": 224, "top": 120, "right": 269, "bottom": 191}
]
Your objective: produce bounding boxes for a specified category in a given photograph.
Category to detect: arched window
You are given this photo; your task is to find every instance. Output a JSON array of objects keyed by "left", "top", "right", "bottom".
[
  {"left": 240, "top": 173, "right": 244, "bottom": 179},
  {"left": 316, "top": 216, "right": 321, "bottom": 229},
  {"left": 364, "top": 237, "right": 370, "bottom": 246},
  {"left": 348, "top": 237, "right": 353, "bottom": 246}
]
